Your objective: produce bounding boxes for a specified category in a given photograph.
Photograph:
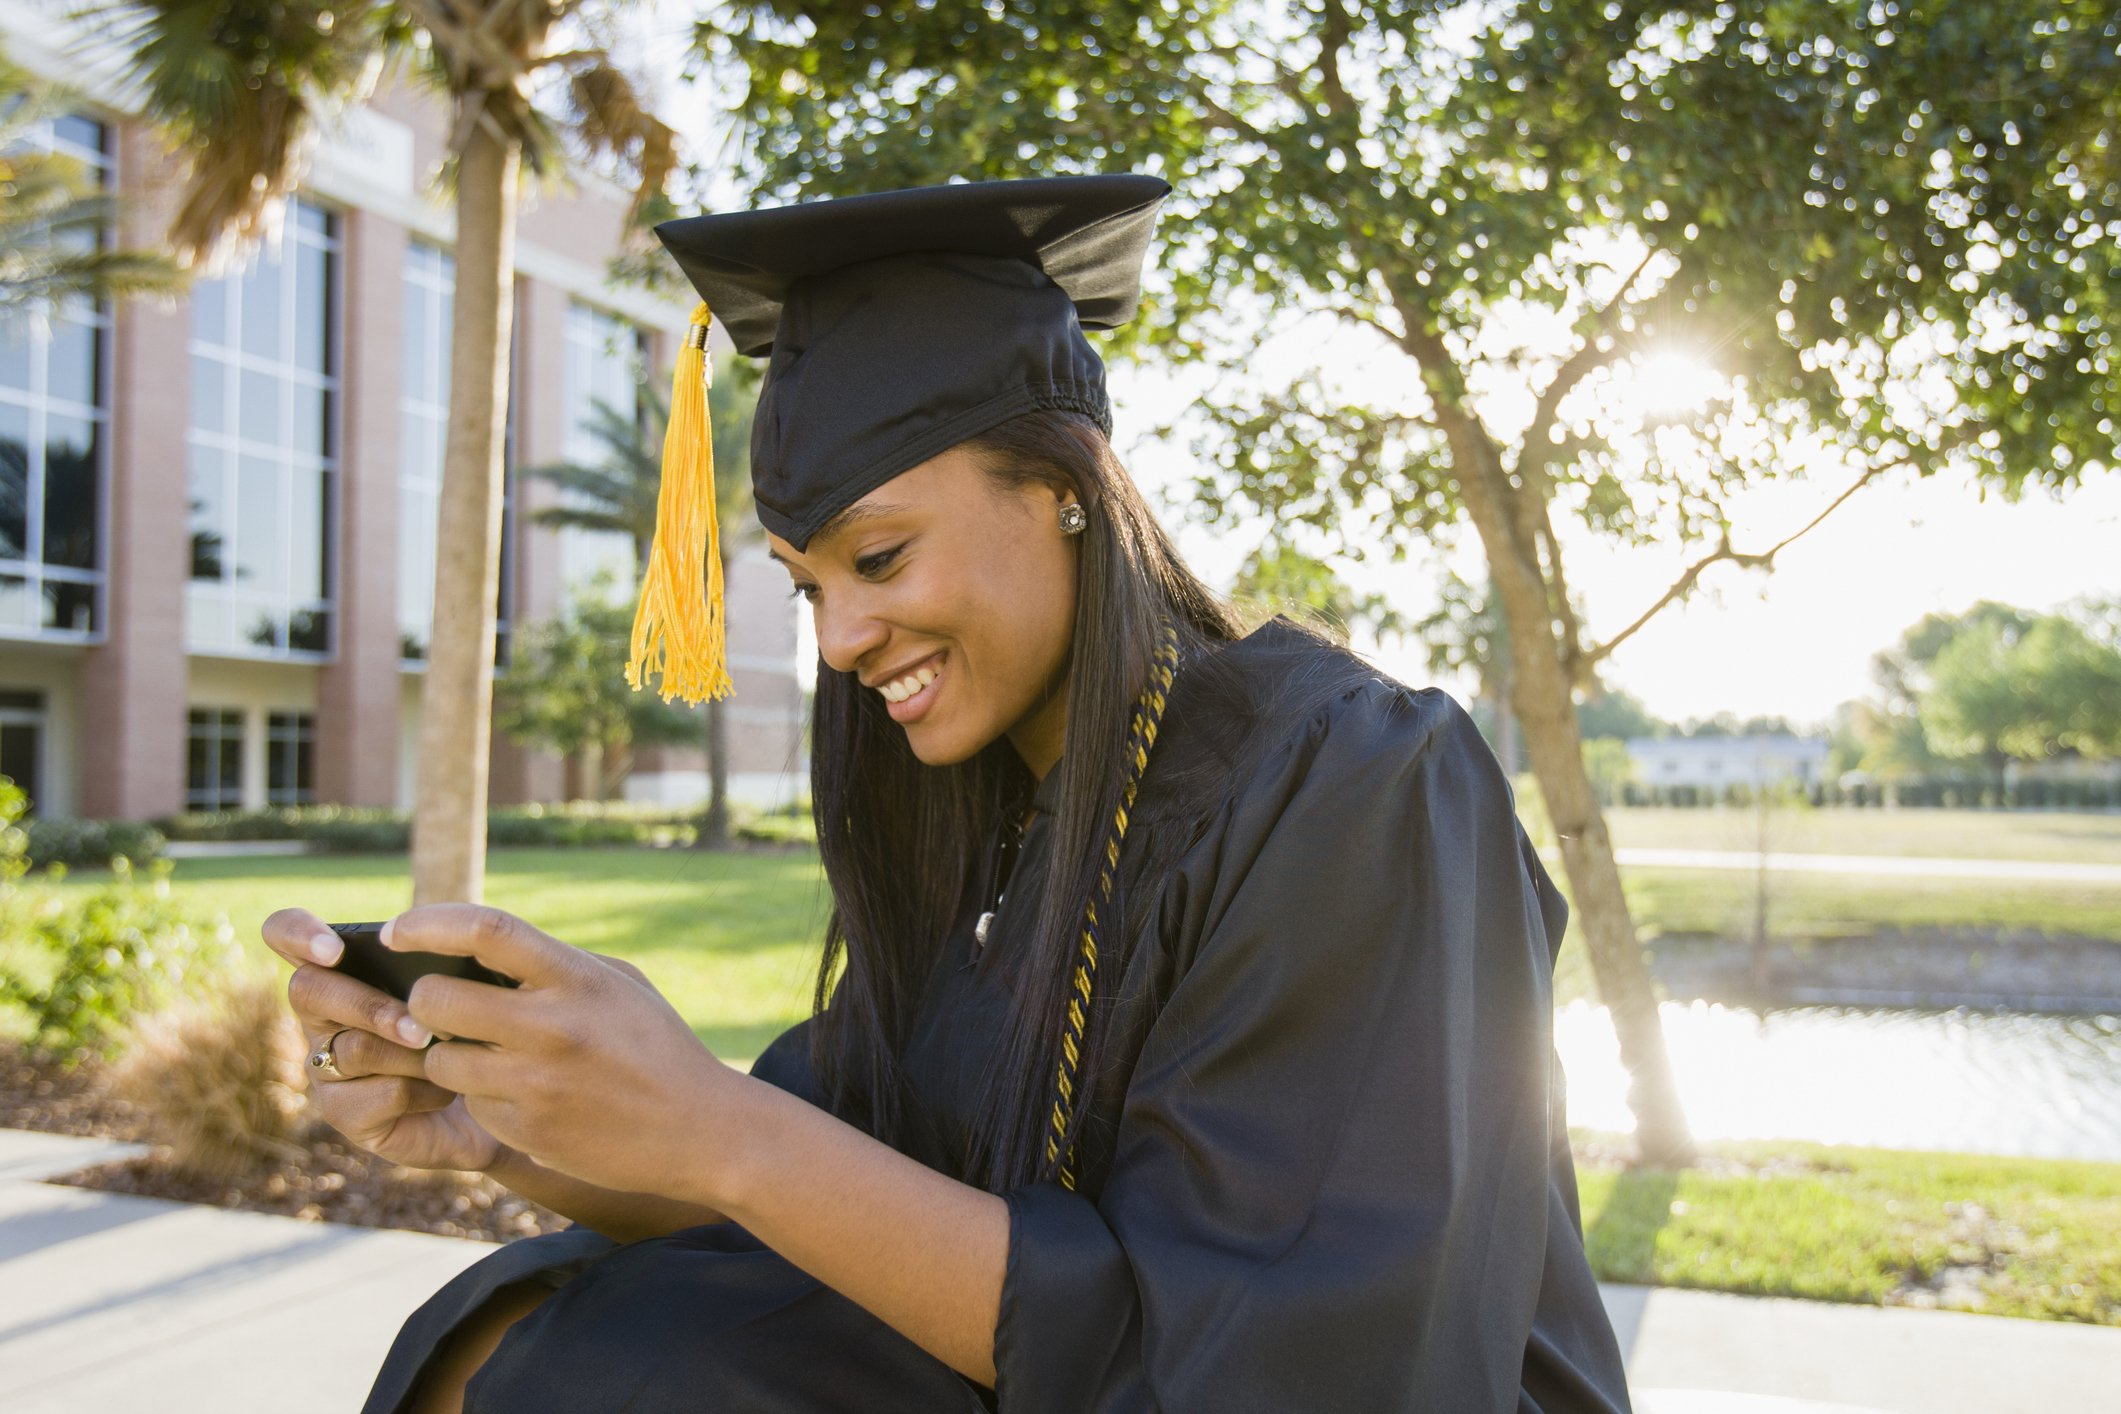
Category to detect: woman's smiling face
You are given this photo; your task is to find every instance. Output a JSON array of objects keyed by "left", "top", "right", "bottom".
[{"left": 766, "top": 445, "right": 1082, "bottom": 777}]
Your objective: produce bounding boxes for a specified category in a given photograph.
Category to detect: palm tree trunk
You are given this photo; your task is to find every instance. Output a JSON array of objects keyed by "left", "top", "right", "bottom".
[
  {"left": 412, "top": 121, "right": 519, "bottom": 906},
  {"left": 699, "top": 699, "right": 731, "bottom": 848}
]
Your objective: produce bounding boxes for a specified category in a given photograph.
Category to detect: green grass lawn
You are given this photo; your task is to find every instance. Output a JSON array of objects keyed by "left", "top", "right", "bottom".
[
  {"left": 19, "top": 834, "right": 2118, "bottom": 1036},
  {"left": 17, "top": 849, "right": 833, "bottom": 1065},
  {"left": 1604, "top": 806, "right": 2121, "bottom": 864},
  {"left": 1575, "top": 1136, "right": 2121, "bottom": 1326},
  {"left": 1619, "top": 868, "right": 2121, "bottom": 944}
]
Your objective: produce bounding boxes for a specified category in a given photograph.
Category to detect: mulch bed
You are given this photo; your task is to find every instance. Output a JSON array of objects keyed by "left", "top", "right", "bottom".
[{"left": 2, "top": 1041, "right": 565, "bottom": 1244}]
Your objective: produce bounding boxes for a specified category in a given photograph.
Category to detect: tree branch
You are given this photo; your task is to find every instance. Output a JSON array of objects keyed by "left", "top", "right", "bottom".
[
  {"left": 1317, "top": 0, "right": 1358, "bottom": 120},
  {"left": 1194, "top": 90, "right": 1270, "bottom": 144},
  {"left": 1519, "top": 248, "right": 1663, "bottom": 479},
  {"left": 1586, "top": 456, "right": 1896, "bottom": 669},
  {"left": 1332, "top": 303, "right": 1410, "bottom": 350},
  {"left": 1509, "top": 248, "right": 1671, "bottom": 681}
]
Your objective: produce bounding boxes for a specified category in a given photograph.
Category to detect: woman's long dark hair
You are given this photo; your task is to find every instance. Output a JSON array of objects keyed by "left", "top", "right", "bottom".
[{"left": 806, "top": 409, "right": 1245, "bottom": 1191}]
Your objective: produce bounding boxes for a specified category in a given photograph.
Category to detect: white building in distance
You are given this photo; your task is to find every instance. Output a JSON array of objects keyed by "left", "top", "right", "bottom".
[{"left": 1625, "top": 736, "right": 1832, "bottom": 793}]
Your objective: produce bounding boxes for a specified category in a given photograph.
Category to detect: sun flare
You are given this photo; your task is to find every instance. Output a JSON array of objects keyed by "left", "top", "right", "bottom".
[{"left": 1614, "top": 349, "right": 1726, "bottom": 417}]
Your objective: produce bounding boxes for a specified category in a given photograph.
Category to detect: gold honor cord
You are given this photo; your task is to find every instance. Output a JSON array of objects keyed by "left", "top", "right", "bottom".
[{"left": 1046, "top": 620, "right": 1182, "bottom": 1191}]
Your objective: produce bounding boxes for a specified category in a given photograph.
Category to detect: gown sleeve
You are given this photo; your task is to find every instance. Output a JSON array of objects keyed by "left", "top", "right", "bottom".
[
  {"left": 747, "top": 1017, "right": 825, "bottom": 1108},
  {"left": 993, "top": 685, "right": 1576, "bottom": 1412}
]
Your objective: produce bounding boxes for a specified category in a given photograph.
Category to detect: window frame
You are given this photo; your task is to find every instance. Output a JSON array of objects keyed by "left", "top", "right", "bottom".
[
  {"left": 184, "top": 706, "right": 245, "bottom": 812},
  {"left": 184, "top": 196, "right": 342, "bottom": 663},
  {"left": 0, "top": 110, "right": 114, "bottom": 645}
]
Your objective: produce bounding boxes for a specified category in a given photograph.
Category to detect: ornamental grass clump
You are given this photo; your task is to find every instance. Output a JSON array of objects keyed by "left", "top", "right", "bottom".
[{"left": 108, "top": 975, "right": 310, "bottom": 1182}]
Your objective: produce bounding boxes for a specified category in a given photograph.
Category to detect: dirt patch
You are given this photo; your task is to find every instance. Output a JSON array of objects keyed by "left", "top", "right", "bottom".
[
  {"left": 1886, "top": 1200, "right": 2026, "bottom": 1314},
  {"left": 2, "top": 1042, "right": 564, "bottom": 1244}
]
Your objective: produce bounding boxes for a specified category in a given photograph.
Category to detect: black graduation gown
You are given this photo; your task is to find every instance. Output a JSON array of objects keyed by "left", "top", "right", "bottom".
[{"left": 361, "top": 618, "right": 1633, "bottom": 1414}]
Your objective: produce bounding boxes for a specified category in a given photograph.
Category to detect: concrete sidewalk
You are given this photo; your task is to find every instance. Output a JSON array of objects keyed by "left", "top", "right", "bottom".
[{"left": 4, "top": 1129, "right": 2117, "bottom": 1413}]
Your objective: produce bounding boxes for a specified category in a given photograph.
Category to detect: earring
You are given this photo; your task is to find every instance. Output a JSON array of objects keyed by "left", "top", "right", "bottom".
[{"left": 1058, "top": 503, "right": 1087, "bottom": 535}]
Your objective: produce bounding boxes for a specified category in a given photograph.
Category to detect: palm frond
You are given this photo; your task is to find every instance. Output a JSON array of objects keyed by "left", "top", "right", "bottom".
[
  {"left": 522, "top": 369, "right": 764, "bottom": 567},
  {"left": 563, "top": 60, "right": 677, "bottom": 226},
  {"left": 107, "top": 0, "right": 389, "bottom": 268},
  {"left": 0, "top": 50, "right": 187, "bottom": 314}
]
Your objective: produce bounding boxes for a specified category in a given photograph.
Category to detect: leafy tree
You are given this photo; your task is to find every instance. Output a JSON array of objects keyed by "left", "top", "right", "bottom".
[
  {"left": 1680, "top": 713, "right": 1802, "bottom": 739},
  {"left": 1858, "top": 602, "right": 2029, "bottom": 783},
  {"left": 1230, "top": 539, "right": 1409, "bottom": 642},
  {"left": 2025, "top": 615, "right": 2121, "bottom": 758},
  {"left": 1920, "top": 616, "right": 2032, "bottom": 787},
  {"left": 494, "top": 576, "right": 701, "bottom": 798},
  {"left": 525, "top": 355, "right": 763, "bottom": 841},
  {"left": 1871, "top": 602, "right": 2036, "bottom": 711},
  {"left": 1577, "top": 686, "right": 1667, "bottom": 743},
  {"left": 1580, "top": 737, "right": 1634, "bottom": 807},
  {"left": 1923, "top": 612, "right": 2121, "bottom": 774},
  {"left": 1413, "top": 572, "right": 1519, "bottom": 767},
  {"left": 721, "top": 0, "right": 2120, "bottom": 1164},
  {"left": 1858, "top": 601, "right": 2121, "bottom": 794},
  {"left": 112, "top": 0, "right": 681, "bottom": 905}
]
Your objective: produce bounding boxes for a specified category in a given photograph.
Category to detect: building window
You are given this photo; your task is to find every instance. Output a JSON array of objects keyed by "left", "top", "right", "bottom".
[
  {"left": 0, "top": 689, "right": 47, "bottom": 815},
  {"left": 186, "top": 707, "right": 244, "bottom": 811},
  {"left": 560, "top": 301, "right": 648, "bottom": 592},
  {"left": 266, "top": 710, "right": 315, "bottom": 805},
  {"left": 0, "top": 113, "right": 110, "bottom": 641},
  {"left": 187, "top": 199, "right": 337, "bottom": 658},
  {"left": 398, "top": 242, "right": 515, "bottom": 665}
]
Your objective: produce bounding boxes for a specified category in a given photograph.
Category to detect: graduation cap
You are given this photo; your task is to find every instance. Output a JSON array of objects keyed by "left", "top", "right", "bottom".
[{"left": 625, "top": 173, "right": 1172, "bottom": 704}]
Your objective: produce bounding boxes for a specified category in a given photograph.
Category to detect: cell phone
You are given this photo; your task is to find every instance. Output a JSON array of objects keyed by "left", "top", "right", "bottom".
[{"left": 326, "top": 921, "right": 521, "bottom": 1003}]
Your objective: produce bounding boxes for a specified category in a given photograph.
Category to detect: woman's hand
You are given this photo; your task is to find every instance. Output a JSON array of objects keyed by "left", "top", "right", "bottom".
[
  {"left": 386, "top": 904, "right": 738, "bottom": 1201},
  {"left": 261, "top": 907, "right": 501, "bottom": 1173}
]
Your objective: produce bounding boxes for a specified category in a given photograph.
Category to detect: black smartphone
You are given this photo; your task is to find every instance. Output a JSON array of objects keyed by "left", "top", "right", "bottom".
[{"left": 326, "top": 921, "right": 521, "bottom": 1003}]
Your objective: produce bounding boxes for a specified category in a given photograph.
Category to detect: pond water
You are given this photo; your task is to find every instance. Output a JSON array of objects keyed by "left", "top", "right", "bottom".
[{"left": 1554, "top": 1000, "right": 2121, "bottom": 1163}]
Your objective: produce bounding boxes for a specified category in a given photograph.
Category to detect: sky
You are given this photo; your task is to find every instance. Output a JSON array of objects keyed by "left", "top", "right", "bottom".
[
  {"left": 616, "top": 5, "right": 2121, "bottom": 732},
  {"left": 1117, "top": 398, "right": 2121, "bottom": 727}
]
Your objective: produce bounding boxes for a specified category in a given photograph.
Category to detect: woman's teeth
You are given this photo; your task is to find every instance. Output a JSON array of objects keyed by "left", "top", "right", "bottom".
[{"left": 880, "top": 663, "right": 940, "bottom": 703}]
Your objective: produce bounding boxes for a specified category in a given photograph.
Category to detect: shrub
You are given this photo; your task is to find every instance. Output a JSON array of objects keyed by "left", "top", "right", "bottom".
[
  {"left": 304, "top": 819, "right": 411, "bottom": 853},
  {"left": 24, "top": 817, "right": 167, "bottom": 871},
  {"left": 0, "top": 776, "right": 27, "bottom": 885},
  {"left": 156, "top": 801, "right": 721, "bottom": 852},
  {"left": 734, "top": 811, "right": 816, "bottom": 846},
  {"left": 0, "top": 858, "right": 238, "bottom": 1064},
  {"left": 108, "top": 974, "right": 309, "bottom": 1180},
  {"left": 154, "top": 804, "right": 401, "bottom": 843}
]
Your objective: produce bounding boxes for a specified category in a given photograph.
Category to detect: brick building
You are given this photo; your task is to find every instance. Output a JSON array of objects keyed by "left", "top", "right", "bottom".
[{"left": 0, "top": 8, "right": 808, "bottom": 820}]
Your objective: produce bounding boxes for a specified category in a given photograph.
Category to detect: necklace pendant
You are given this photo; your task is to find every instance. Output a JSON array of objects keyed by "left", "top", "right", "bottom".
[{"left": 975, "top": 911, "right": 994, "bottom": 949}]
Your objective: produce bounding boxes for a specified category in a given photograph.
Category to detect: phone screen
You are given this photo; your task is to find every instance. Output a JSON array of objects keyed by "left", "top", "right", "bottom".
[{"left": 326, "top": 922, "right": 520, "bottom": 1003}]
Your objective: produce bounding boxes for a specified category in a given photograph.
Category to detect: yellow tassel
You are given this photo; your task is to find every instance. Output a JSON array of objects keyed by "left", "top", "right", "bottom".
[{"left": 627, "top": 302, "right": 733, "bottom": 705}]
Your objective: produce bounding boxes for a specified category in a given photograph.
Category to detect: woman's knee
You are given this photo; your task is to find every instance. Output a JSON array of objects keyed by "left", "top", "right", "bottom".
[{"left": 407, "top": 1280, "right": 555, "bottom": 1414}]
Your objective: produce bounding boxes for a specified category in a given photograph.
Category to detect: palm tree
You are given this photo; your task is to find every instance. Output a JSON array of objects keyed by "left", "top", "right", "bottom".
[
  {"left": 525, "top": 354, "right": 760, "bottom": 844},
  {"left": 112, "top": 0, "right": 682, "bottom": 905},
  {"left": 0, "top": 50, "right": 185, "bottom": 322}
]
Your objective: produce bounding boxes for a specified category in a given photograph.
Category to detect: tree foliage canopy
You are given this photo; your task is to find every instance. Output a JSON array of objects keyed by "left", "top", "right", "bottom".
[
  {"left": 716, "top": 0, "right": 2118, "bottom": 1164},
  {"left": 722, "top": 0, "right": 2119, "bottom": 557},
  {"left": 1859, "top": 598, "right": 2121, "bottom": 771}
]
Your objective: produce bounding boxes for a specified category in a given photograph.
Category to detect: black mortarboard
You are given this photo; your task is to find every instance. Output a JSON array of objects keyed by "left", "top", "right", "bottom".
[{"left": 624, "top": 174, "right": 1172, "bottom": 705}]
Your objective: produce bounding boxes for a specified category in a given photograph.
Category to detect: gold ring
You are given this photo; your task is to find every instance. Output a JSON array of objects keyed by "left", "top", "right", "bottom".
[{"left": 307, "top": 1027, "right": 355, "bottom": 1080}]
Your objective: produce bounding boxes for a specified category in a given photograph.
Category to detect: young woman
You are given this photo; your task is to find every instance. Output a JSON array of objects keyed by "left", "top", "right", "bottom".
[{"left": 262, "top": 175, "right": 1633, "bottom": 1413}]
